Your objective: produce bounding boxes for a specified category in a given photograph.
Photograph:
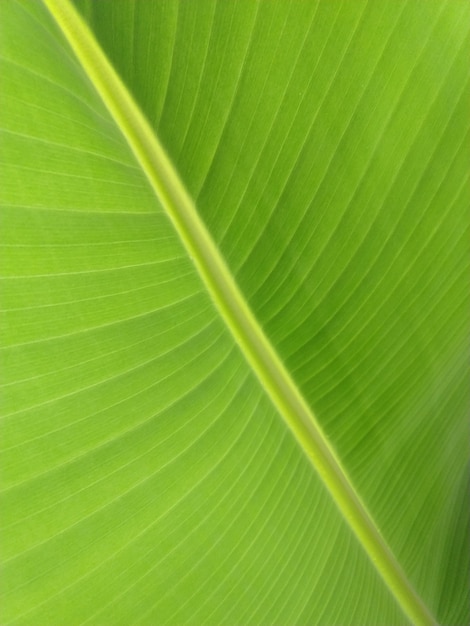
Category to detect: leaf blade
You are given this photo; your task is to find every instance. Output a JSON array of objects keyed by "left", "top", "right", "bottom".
[{"left": 1, "top": 0, "right": 468, "bottom": 623}]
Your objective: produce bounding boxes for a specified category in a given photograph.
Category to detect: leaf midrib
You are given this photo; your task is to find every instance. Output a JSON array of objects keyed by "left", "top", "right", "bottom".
[{"left": 42, "top": 1, "right": 437, "bottom": 624}]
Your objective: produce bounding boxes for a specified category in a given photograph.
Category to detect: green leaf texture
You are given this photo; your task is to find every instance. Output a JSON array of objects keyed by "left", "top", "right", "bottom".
[{"left": 1, "top": 1, "right": 469, "bottom": 624}]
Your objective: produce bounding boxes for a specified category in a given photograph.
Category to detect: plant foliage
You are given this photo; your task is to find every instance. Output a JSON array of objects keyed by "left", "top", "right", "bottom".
[{"left": 1, "top": 1, "right": 469, "bottom": 624}]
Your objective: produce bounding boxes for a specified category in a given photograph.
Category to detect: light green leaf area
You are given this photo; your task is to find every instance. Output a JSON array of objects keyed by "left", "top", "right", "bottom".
[{"left": 1, "top": 1, "right": 468, "bottom": 625}]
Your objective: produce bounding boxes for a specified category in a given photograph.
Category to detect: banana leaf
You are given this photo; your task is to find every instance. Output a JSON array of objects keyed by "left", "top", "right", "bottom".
[{"left": 1, "top": 1, "right": 468, "bottom": 624}]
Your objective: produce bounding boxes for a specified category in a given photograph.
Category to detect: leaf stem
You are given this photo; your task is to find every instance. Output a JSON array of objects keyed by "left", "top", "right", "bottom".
[{"left": 43, "top": 1, "right": 438, "bottom": 624}]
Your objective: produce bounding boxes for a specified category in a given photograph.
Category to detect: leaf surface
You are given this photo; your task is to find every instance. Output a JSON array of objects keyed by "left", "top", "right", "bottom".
[{"left": 1, "top": 1, "right": 468, "bottom": 624}]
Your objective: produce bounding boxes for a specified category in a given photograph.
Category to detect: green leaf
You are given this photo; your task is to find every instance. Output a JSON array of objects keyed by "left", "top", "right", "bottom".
[{"left": 1, "top": 1, "right": 468, "bottom": 624}]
